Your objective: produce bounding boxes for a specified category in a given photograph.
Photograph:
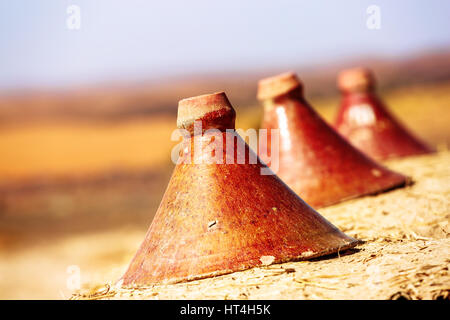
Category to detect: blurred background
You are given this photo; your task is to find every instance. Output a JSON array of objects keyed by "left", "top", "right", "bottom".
[{"left": 0, "top": 0, "right": 449, "bottom": 299}]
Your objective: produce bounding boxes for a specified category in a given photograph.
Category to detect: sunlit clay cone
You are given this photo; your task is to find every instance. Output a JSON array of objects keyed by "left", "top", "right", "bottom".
[
  {"left": 257, "top": 72, "right": 408, "bottom": 208},
  {"left": 335, "top": 67, "right": 433, "bottom": 160},
  {"left": 120, "top": 92, "right": 359, "bottom": 286}
]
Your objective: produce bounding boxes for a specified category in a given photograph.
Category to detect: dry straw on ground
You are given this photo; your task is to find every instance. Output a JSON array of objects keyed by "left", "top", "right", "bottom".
[{"left": 72, "top": 151, "right": 450, "bottom": 300}]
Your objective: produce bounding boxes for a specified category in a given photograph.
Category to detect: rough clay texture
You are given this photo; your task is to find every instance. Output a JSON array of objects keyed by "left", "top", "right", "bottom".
[
  {"left": 72, "top": 151, "right": 450, "bottom": 300},
  {"left": 260, "top": 89, "right": 407, "bottom": 208},
  {"left": 120, "top": 131, "right": 357, "bottom": 286}
]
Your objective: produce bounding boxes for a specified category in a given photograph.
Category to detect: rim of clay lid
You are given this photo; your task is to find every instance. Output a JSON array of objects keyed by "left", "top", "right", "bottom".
[
  {"left": 177, "top": 91, "right": 235, "bottom": 131},
  {"left": 338, "top": 67, "right": 375, "bottom": 92},
  {"left": 257, "top": 72, "right": 303, "bottom": 100}
]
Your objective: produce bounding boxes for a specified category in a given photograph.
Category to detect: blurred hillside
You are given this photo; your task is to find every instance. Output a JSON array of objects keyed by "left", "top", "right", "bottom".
[
  {"left": 1, "top": 50, "right": 450, "bottom": 124},
  {"left": 1, "top": 51, "right": 450, "bottom": 184}
]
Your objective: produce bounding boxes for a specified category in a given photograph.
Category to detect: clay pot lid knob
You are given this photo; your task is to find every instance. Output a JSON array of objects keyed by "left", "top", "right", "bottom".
[
  {"left": 338, "top": 67, "right": 375, "bottom": 93},
  {"left": 257, "top": 72, "right": 303, "bottom": 100},
  {"left": 177, "top": 92, "right": 236, "bottom": 134}
]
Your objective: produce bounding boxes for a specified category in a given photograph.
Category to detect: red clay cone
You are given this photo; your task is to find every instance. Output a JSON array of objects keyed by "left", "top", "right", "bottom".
[
  {"left": 120, "top": 92, "right": 359, "bottom": 286},
  {"left": 335, "top": 67, "right": 433, "bottom": 160},
  {"left": 257, "top": 72, "right": 408, "bottom": 208}
]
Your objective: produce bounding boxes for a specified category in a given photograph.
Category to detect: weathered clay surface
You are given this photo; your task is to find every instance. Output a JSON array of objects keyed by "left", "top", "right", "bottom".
[
  {"left": 120, "top": 92, "right": 358, "bottom": 286},
  {"left": 258, "top": 73, "right": 408, "bottom": 208},
  {"left": 335, "top": 68, "right": 433, "bottom": 160},
  {"left": 72, "top": 151, "right": 450, "bottom": 300}
]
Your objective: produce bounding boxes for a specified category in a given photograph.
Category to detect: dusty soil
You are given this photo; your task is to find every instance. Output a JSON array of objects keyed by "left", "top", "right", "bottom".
[{"left": 72, "top": 151, "right": 450, "bottom": 300}]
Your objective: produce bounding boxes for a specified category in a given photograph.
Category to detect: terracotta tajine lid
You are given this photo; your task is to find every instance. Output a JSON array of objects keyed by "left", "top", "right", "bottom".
[
  {"left": 335, "top": 69, "right": 433, "bottom": 160},
  {"left": 338, "top": 67, "right": 375, "bottom": 93},
  {"left": 257, "top": 72, "right": 303, "bottom": 100},
  {"left": 120, "top": 92, "right": 359, "bottom": 286},
  {"left": 177, "top": 91, "right": 236, "bottom": 134},
  {"left": 258, "top": 71, "right": 409, "bottom": 208}
]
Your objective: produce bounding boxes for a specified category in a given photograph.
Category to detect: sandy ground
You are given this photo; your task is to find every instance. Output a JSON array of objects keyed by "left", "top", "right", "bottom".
[{"left": 71, "top": 151, "right": 450, "bottom": 300}]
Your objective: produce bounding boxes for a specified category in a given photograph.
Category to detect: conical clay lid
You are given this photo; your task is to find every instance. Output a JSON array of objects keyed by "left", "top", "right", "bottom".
[
  {"left": 257, "top": 72, "right": 409, "bottom": 208},
  {"left": 121, "top": 92, "right": 359, "bottom": 286},
  {"left": 335, "top": 67, "right": 433, "bottom": 160}
]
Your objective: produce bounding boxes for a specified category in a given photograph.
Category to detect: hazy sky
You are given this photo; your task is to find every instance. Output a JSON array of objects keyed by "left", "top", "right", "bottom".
[{"left": 0, "top": 0, "right": 449, "bottom": 89}]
